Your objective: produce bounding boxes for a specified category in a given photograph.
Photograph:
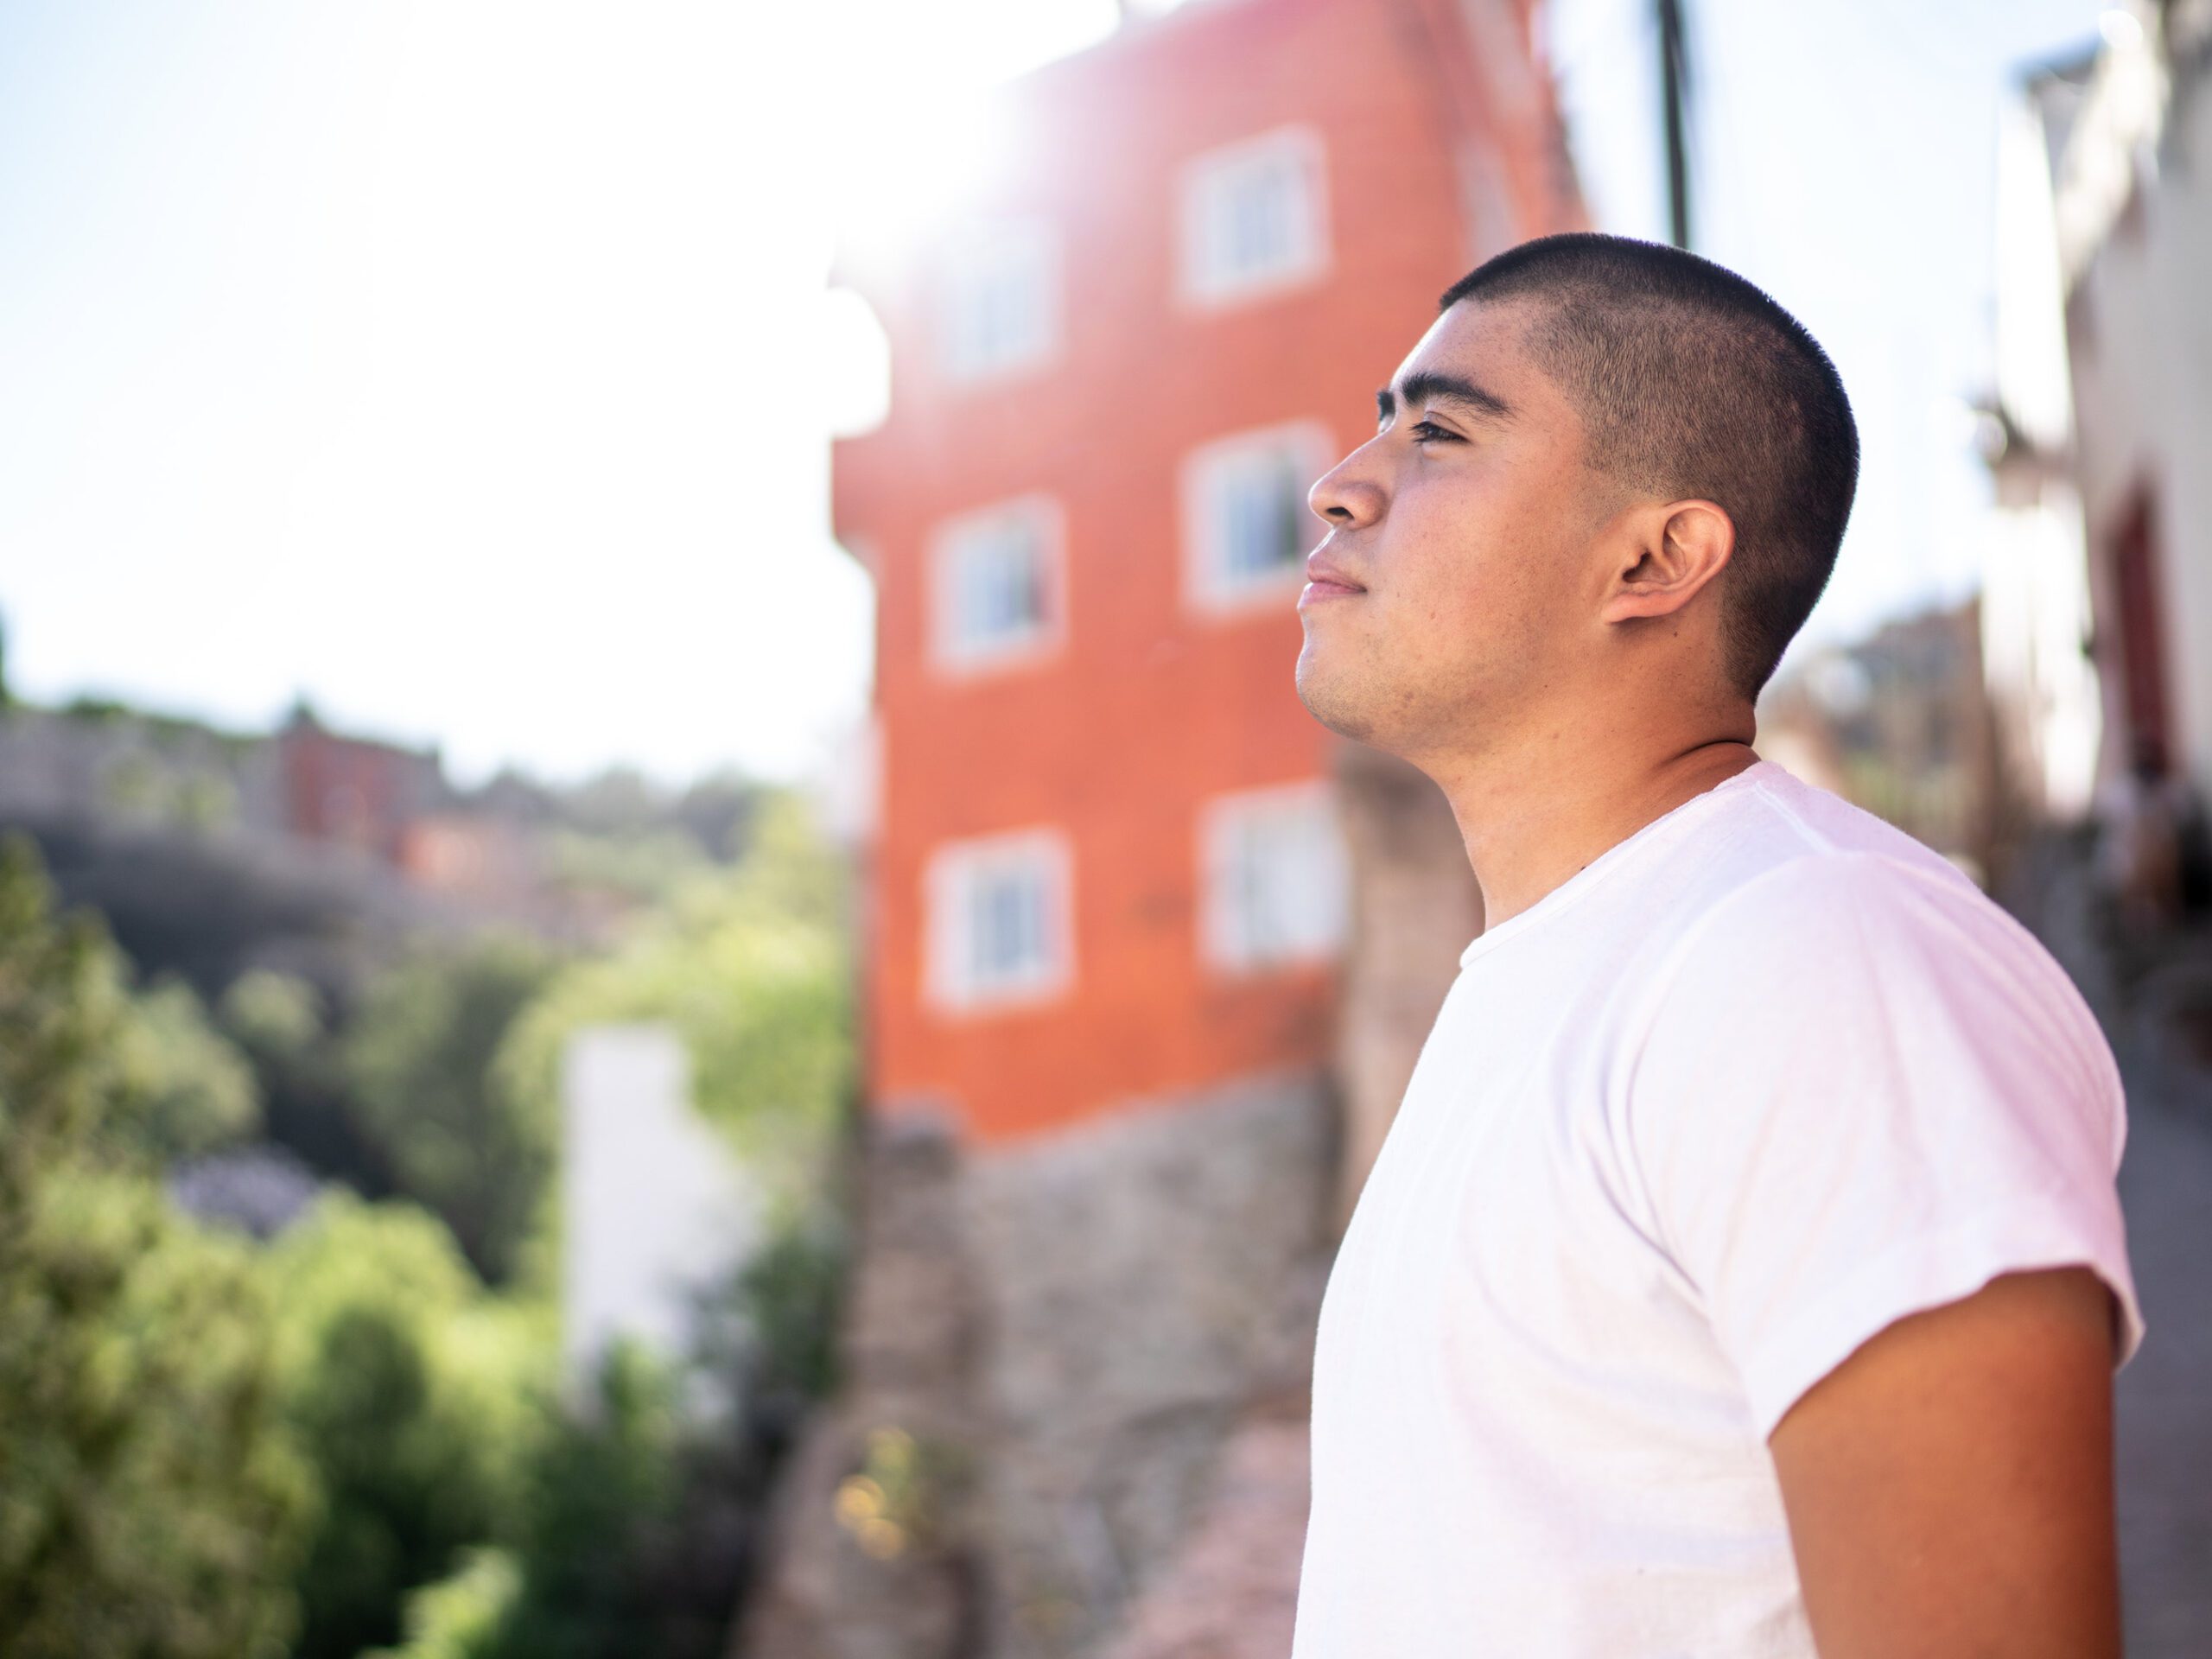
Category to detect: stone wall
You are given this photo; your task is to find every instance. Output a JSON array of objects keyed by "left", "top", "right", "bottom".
[
  {"left": 1095, "top": 1404, "right": 1312, "bottom": 1659},
  {"left": 737, "top": 1109, "right": 988, "bottom": 1659},
  {"left": 963, "top": 1070, "right": 1333, "bottom": 1659},
  {"left": 740, "top": 1071, "right": 1335, "bottom": 1659}
]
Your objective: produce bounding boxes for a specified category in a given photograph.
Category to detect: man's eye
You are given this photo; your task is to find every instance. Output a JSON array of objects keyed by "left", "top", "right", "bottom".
[{"left": 1409, "top": 420, "right": 1461, "bottom": 444}]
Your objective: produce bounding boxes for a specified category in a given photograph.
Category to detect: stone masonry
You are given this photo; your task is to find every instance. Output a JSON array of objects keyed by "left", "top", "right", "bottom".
[{"left": 741, "top": 1071, "right": 1338, "bottom": 1659}]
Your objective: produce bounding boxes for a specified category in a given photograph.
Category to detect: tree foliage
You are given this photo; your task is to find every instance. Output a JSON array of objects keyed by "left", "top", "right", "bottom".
[
  {"left": 219, "top": 967, "right": 326, "bottom": 1060},
  {"left": 264, "top": 1197, "right": 547, "bottom": 1659},
  {"left": 0, "top": 782, "right": 859, "bottom": 1657},
  {"left": 340, "top": 935, "right": 561, "bottom": 1281},
  {"left": 380, "top": 1339, "right": 779, "bottom": 1659},
  {"left": 0, "top": 834, "right": 311, "bottom": 1659},
  {"left": 115, "top": 976, "right": 260, "bottom": 1160},
  {"left": 219, "top": 967, "right": 401, "bottom": 1203},
  {"left": 365, "top": 1548, "right": 521, "bottom": 1659}
]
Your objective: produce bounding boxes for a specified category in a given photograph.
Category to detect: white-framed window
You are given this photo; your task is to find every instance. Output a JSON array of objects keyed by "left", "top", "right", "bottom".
[
  {"left": 1178, "top": 125, "right": 1328, "bottom": 308},
  {"left": 1198, "top": 780, "right": 1350, "bottom": 974},
  {"left": 1181, "top": 420, "right": 1334, "bottom": 614},
  {"left": 938, "top": 219, "right": 1058, "bottom": 383},
  {"left": 929, "top": 495, "right": 1064, "bottom": 674},
  {"left": 925, "top": 828, "right": 1074, "bottom": 1013}
]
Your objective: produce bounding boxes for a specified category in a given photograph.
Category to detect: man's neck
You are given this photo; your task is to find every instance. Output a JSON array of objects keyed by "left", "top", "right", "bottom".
[{"left": 1427, "top": 733, "right": 1761, "bottom": 933}]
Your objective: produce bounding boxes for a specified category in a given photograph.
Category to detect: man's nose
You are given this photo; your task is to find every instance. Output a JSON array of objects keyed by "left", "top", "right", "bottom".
[{"left": 1307, "top": 445, "right": 1385, "bottom": 531}]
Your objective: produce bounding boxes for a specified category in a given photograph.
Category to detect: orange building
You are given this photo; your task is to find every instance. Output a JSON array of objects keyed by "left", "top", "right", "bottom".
[{"left": 836, "top": 0, "right": 1581, "bottom": 1148}]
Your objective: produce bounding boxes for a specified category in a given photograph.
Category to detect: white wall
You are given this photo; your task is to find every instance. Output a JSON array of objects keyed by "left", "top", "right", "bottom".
[
  {"left": 561, "top": 1023, "right": 760, "bottom": 1404},
  {"left": 2062, "top": 54, "right": 2212, "bottom": 795},
  {"left": 1982, "top": 85, "right": 2101, "bottom": 821}
]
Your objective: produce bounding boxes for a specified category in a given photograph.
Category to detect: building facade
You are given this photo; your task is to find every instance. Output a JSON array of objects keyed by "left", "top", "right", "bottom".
[
  {"left": 748, "top": 3, "right": 1582, "bottom": 1656},
  {"left": 1985, "top": 0, "right": 2212, "bottom": 817},
  {"left": 838, "top": 0, "right": 1577, "bottom": 1149}
]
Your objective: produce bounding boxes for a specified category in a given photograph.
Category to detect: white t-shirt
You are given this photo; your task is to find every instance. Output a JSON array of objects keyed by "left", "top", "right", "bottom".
[{"left": 1292, "top": 758, "right": 2145, "bottom": 1659}]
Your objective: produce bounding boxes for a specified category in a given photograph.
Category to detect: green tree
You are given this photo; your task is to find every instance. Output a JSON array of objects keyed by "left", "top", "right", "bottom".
[
  {"left": 219, "top": 967, "right": 325, "bottom": 1058},
  {"left": 340, "top": 935, "right": 560, "bottom": 1281},
  {"left": 489, "top": 1344, "right": 687, "bottom": 1659},
  {"left": 219, "top": 968, "right": 402, "bottom": 1201},
  {"left": 116, "top": 975, "right": 261, "bottom": 1160},
  {"left": 0, "top": 834, "right": 313, "bottom": 1659},
  {"left": 365, "top": 1548, "right": 521, "bottom": 1659},
  {"left": 264, "top": 1196, "right": 547, "bottom": 1659}
]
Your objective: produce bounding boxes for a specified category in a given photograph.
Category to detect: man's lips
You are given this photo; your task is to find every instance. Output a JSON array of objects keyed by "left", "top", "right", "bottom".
[
  {"left": 1302, "top": 553, "right": 1365, "bottom": 602},
  {"left": 1298, "top": 576, "right": 1363, "bottom": 609}
]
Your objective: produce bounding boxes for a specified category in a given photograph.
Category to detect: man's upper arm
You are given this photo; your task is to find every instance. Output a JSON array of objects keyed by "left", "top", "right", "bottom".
[{"left": 1766, "top": 1265, "right": 2121, "bottom": 1659}]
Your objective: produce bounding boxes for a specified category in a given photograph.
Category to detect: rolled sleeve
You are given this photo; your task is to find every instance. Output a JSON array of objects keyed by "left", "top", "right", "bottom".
[{"left": 1624, "top": 852, "right": 2145, "bottom": 1440}]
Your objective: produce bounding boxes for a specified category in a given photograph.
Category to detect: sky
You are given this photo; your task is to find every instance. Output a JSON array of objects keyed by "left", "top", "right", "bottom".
[{"left": 0, "top": 0, "right": 2109, "bottom": 789}]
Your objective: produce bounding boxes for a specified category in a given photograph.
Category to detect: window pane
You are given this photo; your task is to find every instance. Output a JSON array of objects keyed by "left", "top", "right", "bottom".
[
  {"left": 994, "top": 528, "right": 1044, "bottom": 631},
  {"left": 1270, "top": 451, "right": 1309, "bottom": 568},
  {"left": 929, "top": 835, "right": 1070, "bottom": 1010},
  {"left": 969, "top": 541, "right": 1007, "bottom": 638},
  {"left": 970, "top": 861, "right": 1049, "bottom": 988},
  {"left": 1246, "top": 818, "right": 1286, "bottom": 958},
  {"left": 947, "top": 513, "right": 1049, "bottom": 658},
  {"left": 944, "top": 227, "right": 1054, "bottom": 379},
  {"left": 979, "top": 265, "right": 1033, "bottom": 363},
  {"left": 1218, "top": 448, "right": 1306, "bottom": 581},
  {"left": 1228, "top": 163, "right": 1291, "bottom": 275},
  {"left": 1253, "top": 814, "right": 1295, "bottom": 957},
  {"left": 972, "top": 877, "right": 1002, "bottom": 979},
  {"left": 1018, "top": 875, "right": 1047, "bottom": 973},
  {"left": 1201, "top": 787, "right": 1346, "bottom": 971},
  {"left": 1223, "top": 472, "right": 1265, "bottom": 579},
  {"left": 1185, "top": 135, "right": 1319, "bottom": 302},
  {"left": 980, "top": 874, "right": 1017, "bottom": 978}
]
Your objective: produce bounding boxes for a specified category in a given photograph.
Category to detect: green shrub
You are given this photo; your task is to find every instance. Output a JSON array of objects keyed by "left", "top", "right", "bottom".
[
  {"left": 0, "top": 834, "right": 312, "bottom": 1659},
  {"left": 115, "top": 976, "right": 260, "bottom": 1160},
  {"left": 264, "top": 1196, "right": 548, "bottom": 1659},
  {"left": 365, "top": 1548, "right": 522, "bottom": 1659},
  {"left": 340, "top": 936, "right": 560, "bottom": 1281}
]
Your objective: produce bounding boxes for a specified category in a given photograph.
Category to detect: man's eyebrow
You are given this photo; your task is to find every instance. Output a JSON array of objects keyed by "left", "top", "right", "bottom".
[{"left": 1376, "top": 370, "right": 1515, "bottom": 425}]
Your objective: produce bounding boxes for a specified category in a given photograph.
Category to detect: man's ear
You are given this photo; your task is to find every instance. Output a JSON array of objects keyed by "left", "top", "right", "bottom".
[{"left": 1603, "top": 499, "right": 1734, "bottom": 623}]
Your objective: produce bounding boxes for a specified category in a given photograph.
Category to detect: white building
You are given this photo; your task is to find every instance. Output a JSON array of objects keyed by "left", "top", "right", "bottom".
[
  {"left": 561, "top": 1023, "right": 760, "bottom": 1408},
  {"left": 1985, "top": 0, "right": 2212, "bottom": 812}
]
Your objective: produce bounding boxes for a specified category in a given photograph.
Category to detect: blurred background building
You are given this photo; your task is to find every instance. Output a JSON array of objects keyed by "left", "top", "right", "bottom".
[
  {"left": 2007, "top": 3, "right": 2212, "bottom": 798},
  {"left": 1981, "top": 0, "right": 2212, "bottom": 928}
]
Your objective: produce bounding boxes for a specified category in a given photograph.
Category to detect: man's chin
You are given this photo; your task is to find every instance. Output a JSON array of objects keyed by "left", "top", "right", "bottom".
[{"left": 1294, "top": 656, "right": 1380, "bottom": 746}]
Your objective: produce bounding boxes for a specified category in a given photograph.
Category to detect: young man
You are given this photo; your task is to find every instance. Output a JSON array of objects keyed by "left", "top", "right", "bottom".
[{"left": 1288, "top": 233, "right": 2143, "bottom": 1658}]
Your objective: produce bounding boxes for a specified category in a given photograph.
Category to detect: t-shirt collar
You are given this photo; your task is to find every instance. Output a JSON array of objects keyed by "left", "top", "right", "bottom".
[{"left": 1457, "top": 760, "right": 1780, "bottom": 969}]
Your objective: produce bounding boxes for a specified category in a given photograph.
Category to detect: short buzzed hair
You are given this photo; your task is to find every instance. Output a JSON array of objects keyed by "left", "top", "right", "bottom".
[{"left": 1440, "top": 233, "right": 1858, "bottom": 701}]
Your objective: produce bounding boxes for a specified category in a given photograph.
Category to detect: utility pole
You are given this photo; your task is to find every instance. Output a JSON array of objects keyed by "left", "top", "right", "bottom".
[{"left": 1656, "top": 0, "right": 1692, "bottom": 249}]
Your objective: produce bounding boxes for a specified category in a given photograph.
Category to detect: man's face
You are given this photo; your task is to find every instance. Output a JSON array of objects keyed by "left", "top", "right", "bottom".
[{"left": 1294, "top": 298, "right": 1612, "bottom": 759}]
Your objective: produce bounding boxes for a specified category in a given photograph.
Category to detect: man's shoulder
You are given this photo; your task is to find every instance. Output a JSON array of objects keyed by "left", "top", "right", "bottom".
[
  {"left": 1622, "top": 779, "right": 2127, "bottom": 1201},
  {"left": 1685, "top": 768, "right": 2000, "bottom": 946},
  {"left": 1643, "top": 769, "right": 2086, "bottom": 1031},
  {"left": 1677, "top": 845, "right": 2034, "bottom": 1000},
  {"left": 1563, "top": 764, "right": 2000, "bottom": 1002},
  {"left": 1647, "top": 777, "right": 2110, "bottom": 1089}
]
